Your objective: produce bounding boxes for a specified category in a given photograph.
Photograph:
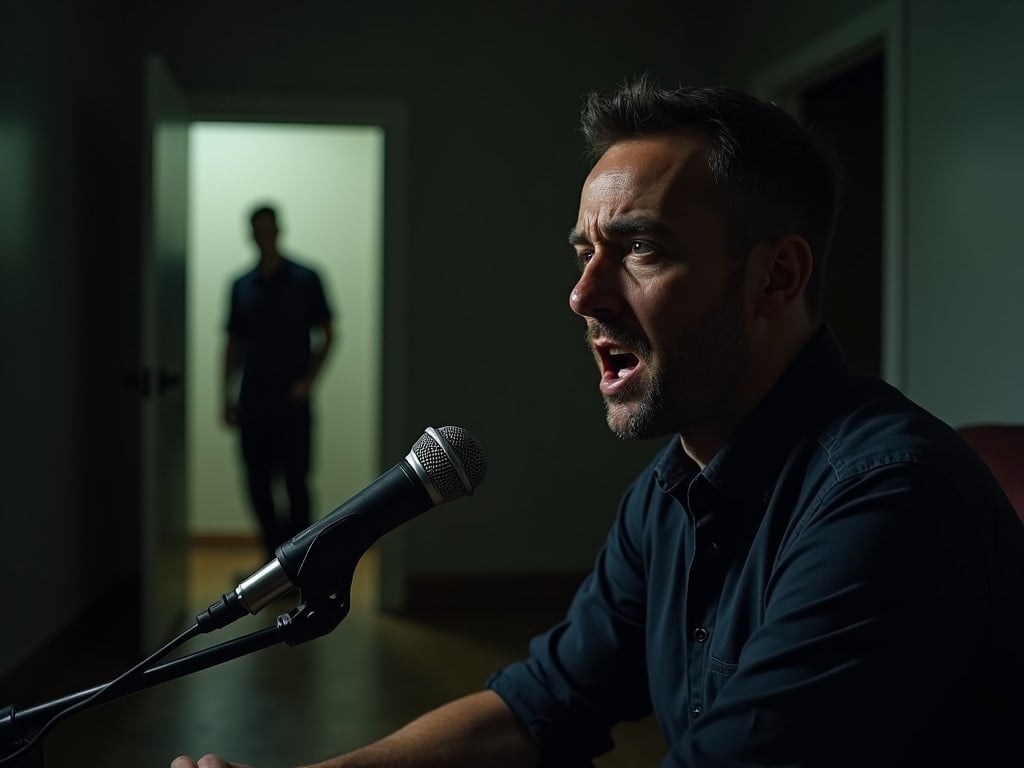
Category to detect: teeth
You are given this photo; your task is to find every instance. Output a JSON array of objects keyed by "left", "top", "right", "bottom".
[{"left": 609, "top": 347, "right": 626, "bottom": 356}]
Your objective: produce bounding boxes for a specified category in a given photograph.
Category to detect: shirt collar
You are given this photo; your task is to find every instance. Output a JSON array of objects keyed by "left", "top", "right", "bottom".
[
  {"left": 252, "top": 257, "right": 292, "bottom": 284},
  {"left": 654, "top": 437, "right": 698, "bottom": 495}
]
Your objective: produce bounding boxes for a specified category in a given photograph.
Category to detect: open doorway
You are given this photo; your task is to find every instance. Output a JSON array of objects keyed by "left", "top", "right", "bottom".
[
  {"left": 186, "top": 122, "right": 385, "bottom": 578},
  {"left": 801, "top": 52, "right": 884, "bottom": 376}
]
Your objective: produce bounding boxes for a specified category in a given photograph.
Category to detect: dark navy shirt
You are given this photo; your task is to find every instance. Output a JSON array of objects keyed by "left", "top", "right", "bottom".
[
  {"left": 488, "top": 327, "right": 1024, "bottom": 767},
  {"left": 227, "top": 257, "right": 331, "bottom": 406}
]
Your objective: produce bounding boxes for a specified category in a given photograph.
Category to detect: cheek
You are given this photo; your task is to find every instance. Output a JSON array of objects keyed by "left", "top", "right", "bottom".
[
  {"left": 648, "top": 271, "right": 748, "bottom": 354},
  {"left": 629, "top": 297, "right": 686, "bottom": 357},
  {"left": 637, "top": 276, "right": 705, "bottom": 333}
]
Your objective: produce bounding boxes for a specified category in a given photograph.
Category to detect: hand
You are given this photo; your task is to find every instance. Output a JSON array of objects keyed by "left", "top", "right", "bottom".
[
  {"left": 290, "top": 378, "right": 312, "bottom": 401},
  {"left": 170, "top": 755, "right": 253, "bottom": 768}
]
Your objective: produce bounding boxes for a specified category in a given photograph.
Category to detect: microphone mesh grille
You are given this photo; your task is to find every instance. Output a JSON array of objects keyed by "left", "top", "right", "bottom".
[{"left": 412, "top": 426, "right": 488, "bottom": 503}]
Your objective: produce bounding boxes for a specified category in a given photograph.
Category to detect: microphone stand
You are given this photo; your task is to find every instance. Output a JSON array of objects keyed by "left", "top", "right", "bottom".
[{"left": 0, "top": 596, "right": 349, "bottom": 767}]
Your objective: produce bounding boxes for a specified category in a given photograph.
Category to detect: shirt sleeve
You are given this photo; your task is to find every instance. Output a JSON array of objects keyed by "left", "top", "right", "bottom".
[
  {"left": 667, "top": 463, "right": 984, "bottom": 767},
  {"left": 226, "top": 280, "right": 242, "bottom": 336},
  {"left": 486, "top": 481, "right": 655, "bottom": 766},
  {"left": 307, "top": 271, "right": 331, "bottom": 327}
]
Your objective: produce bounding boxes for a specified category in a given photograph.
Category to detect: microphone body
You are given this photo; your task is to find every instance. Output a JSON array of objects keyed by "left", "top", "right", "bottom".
[{"left": 197, "top": 425, "right": 486, "bottom": 632}]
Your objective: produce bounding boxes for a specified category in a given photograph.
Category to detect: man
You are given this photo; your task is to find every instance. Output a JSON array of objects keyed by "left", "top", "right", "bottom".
[
  {"left": 224, "top": 204, "right": 334, "bottom": 561},
  {"left": 175, "top": 79, "right": 1023, "bottom": 767}
]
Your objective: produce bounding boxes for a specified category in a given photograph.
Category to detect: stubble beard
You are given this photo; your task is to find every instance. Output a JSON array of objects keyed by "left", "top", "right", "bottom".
[{"left": 603, "top": 277, "right": 750, "bottom": 441}]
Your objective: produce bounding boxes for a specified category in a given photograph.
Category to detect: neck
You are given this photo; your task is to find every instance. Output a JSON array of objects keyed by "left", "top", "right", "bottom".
[
  {"left": 680, "top": 320, "right": 817, "bottom": 468},
  {"left": 259, "top": 249, "right": 282, "bottom": 273}
]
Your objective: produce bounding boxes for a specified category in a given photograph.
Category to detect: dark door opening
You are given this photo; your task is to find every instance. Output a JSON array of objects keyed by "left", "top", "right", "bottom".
[{"left": 800, "top": 52, "right": 885, "bottom": 376}]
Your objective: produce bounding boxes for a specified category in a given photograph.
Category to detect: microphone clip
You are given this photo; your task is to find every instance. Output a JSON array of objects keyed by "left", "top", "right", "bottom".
[{"left": 276, "top": 596, "right": 351, "bottom": 646}]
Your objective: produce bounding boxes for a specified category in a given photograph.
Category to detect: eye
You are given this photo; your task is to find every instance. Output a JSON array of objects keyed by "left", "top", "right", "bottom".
[
  {"left": 630, "top": 241, "right": 655, "bottom": 257},
  {"left": 575, "top": 250, "right": 594, "bottom": 272}
]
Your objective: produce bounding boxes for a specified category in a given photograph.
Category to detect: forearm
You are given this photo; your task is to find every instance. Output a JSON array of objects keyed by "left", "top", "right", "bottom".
[
  {"left": 224, "top": 337, "right": 240, "bottom": 402},
  {"left": 304, "top": 324, "right": 333, "bottom": 386},
  {"left": 222, "top": 337, "right": 242, "bottom": 424},
  {"left": 301, "top": 691, "right": 539, "bottom": 768}
]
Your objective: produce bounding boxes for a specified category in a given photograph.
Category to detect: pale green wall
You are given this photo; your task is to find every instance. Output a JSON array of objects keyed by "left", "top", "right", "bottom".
[{"left": 187, "top": 123, "right": 385, "bottom": 534}]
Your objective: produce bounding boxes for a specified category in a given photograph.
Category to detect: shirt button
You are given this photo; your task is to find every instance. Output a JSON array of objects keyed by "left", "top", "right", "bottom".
[
  {"left": 693, "top": 626, "right": 709, "bottom": 642},
  {"left": 705, "top": 540, "right": 720, "bottom": 556},
  {"left": 692, "top": 706, "right": 703, "bottom": 719}
]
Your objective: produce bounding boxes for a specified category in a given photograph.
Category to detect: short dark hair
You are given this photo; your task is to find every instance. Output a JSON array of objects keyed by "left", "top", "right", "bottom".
[
  {"left": 249, "top": 204, "right": 278, "bottom": 227},
  {"left": 580, "top": 74, "right": 840, "bottom": 319}
]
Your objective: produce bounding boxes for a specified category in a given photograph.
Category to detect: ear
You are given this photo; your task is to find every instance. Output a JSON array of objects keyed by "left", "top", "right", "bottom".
[{"left": 750, "top": 234, "right": 813, "bottom": 318}]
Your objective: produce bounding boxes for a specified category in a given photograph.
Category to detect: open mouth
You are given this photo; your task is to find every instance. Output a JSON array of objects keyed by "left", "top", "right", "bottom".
[{"left": 606, "top": 346, "right": 640, "bottom": 378}]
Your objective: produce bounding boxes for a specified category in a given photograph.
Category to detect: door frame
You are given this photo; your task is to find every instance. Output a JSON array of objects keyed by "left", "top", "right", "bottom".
[
  {"left": 752, "top": 0, "right": 907, "bottom": 388},
  {"left": 140, "top": 55, "right": 191, "bottom": 650},
  {"left": 184, "top": 92, "right": 411, "bottom": 610}
]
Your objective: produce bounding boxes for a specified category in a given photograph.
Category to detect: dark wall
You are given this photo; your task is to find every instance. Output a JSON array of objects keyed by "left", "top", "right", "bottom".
[{"left": 1, "top": 1, "right": 148, "bottom": 679}]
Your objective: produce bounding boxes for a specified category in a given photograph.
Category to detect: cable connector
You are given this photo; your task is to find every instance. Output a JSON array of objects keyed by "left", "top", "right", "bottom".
[{"left": 195, "top": 590, "right": 247, "bottom": 633}]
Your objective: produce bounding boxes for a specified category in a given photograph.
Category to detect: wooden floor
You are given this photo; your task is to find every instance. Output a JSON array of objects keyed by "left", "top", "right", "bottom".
[{"left": 27, "top": 540, "right": 665, "bottom": 767}]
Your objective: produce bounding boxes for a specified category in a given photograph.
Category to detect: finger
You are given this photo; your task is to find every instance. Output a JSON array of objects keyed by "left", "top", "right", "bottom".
[
  {"left": 170, "top": 758, "right": 198, "bottom": 768},
  {"left": 197, "top": 755, "right": 253, "bottom": 768}
]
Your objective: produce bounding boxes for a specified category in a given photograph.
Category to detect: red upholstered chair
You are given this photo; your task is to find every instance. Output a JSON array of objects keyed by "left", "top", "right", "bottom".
[{"left": 957, "top": 424, "right": 1024, "bottom": 523}]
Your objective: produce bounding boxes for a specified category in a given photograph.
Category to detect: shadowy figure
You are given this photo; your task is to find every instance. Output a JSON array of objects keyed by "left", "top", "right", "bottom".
[{"left": 223, "top": 204, "right": 334, "bottom": 561}]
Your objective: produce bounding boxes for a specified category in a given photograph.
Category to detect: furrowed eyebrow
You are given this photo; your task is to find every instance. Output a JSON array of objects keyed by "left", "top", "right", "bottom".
[
  {"left": 568, "top": 228, "right": 589, "bottom": 247},
  {"left": 603, "top": 215, "right": 672, "bottom": 240},
  {"left": 568, "top": 215, "right": 671, "bottom": 247}
]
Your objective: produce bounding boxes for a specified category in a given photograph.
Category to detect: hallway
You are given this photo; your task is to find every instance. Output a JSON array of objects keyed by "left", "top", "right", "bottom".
[{"left": 27, "top": 541, "right": 664, "bottom": 767}]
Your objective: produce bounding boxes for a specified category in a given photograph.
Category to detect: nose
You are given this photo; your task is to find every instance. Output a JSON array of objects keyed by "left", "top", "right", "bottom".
[{"left": 569, "top": 252, "right": 624, "bottom": 319}]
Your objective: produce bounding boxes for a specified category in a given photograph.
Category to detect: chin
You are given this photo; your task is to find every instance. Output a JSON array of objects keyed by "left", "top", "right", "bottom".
[{"left": 604, "top": 398, "right": 671, "bottom": 441}]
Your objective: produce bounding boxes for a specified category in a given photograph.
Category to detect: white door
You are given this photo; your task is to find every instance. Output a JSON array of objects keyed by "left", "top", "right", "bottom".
[{"left": 139, "top": 56, "right": 190, "bottom": 650}]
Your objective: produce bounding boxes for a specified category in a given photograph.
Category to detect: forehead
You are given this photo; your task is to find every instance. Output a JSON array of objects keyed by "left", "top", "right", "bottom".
[{"left": 577, "top": 132, "right": 720, "bottom": 233}]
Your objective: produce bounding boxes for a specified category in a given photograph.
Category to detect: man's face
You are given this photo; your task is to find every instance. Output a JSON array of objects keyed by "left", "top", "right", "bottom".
[
  {"left": 569, "top": 132, "right": 751, "bottom": 439},
  {"left": 251, "top": 213, "right": 278, "bottom": 252}
]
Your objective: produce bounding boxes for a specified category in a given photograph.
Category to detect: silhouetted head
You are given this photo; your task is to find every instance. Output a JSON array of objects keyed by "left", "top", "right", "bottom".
[{"left": 249, "top": 204, "right": 280, "bottom": 255}]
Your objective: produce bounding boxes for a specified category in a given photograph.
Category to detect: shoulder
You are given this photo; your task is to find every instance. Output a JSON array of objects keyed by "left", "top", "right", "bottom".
[
  {"left": 232, "top": 266, "right": 258, "bottom": 284},
  {"left": 281, "top": 257, "right": 323, "bottom": 281},
  {"left": 820, "top": 376, "right": 980, "bottom": 483},
  {"left": 230, "top": 268, "right": 259, "bottom": 295},
  {"left": 800, "top": 375, "right": 1017, "bottom": 540}
]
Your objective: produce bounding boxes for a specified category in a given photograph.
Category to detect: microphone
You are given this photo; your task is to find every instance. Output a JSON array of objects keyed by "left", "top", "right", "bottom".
[{"left": 197, "top": 425, "right": 487, "bottom": 632}]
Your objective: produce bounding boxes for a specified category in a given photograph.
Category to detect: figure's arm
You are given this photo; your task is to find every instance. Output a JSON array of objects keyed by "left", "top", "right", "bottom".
[
  {"left": 170, "top": 690, "right": 539, "bottom": 768},
  {"left": 292, "top": 322, "right": 333, "bottom": 400}
]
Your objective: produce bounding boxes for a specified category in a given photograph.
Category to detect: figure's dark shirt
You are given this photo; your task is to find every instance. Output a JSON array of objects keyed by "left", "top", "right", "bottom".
[
  {"left": 487, "top": 327, "right": 1024, "bottom": 767},
  {"left": 227, "top": 258, "right": 331, "bottom": 406}
]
